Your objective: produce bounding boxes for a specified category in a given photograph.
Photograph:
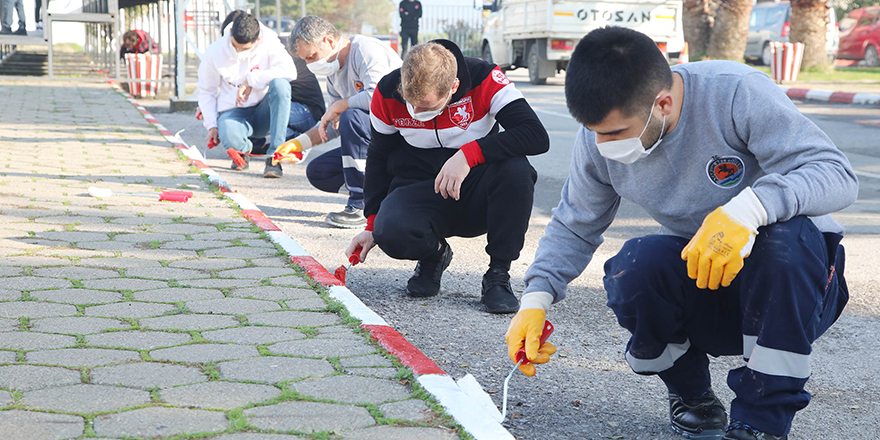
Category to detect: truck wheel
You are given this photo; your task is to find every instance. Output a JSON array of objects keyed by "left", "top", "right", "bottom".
[
  {"left": 761, "top": 43, "right": 773, "bottom": 66},
  {"left": 528, "top": 44, "right": 547, "bottom": 85},
  {"left": 482, "top": 44, "right": 493, "bottom": 64}
]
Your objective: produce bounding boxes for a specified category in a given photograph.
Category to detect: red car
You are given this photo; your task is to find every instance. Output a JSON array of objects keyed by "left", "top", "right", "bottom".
[{"left": 838, "top": 6, "right": 880, "bottom": 66}]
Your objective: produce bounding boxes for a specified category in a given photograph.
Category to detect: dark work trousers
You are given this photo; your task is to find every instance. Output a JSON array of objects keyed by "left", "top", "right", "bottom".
[
  {"left": 603, "top": 216, "right": 847, "bottom": 437},
  {"left": 400, "top": 28, "right": 418, "bottom": 57},
  {"left": 372, "top": 156, "right": 537, "bottom": 263},
  {"left": 305, "top": 108, "right": 371, "bottom": 209}
]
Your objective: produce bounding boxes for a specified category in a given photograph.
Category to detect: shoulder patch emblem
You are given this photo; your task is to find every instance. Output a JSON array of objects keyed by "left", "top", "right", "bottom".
[
  {"left": 354, "top": 81, "right": 364, "bottom": 92},
  {"left": 492, "top": 69, "right": 510, "bottom": 85},
  {"left": 448, "top": 96, "right": 474, "bottom": 130},
  {"left": 706, "top": 155, "right": 745, "bottom": 188}
]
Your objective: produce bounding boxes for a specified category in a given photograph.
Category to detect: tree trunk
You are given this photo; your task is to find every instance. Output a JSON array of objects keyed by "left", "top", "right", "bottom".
[
  {"left": 706, "top": 0, "right": 752, "bottom": 60},
  {"left": 790, "top": 0, "right": 829, "bottom": 70},
  {"left": 683, "top": 0, "right": 714, "bottom": 58}
]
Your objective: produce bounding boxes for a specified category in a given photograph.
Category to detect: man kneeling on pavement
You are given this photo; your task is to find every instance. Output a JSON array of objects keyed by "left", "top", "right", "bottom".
[
  {"left": 345, "top": 40, "right": 549, "bottom": 313},
  {"left": 506, "top": 27, "right": 858, "bottom": 440}
]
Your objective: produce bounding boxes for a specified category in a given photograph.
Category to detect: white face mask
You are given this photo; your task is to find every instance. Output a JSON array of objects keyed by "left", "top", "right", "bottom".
[
  {"left": 236, "top": 49, "right": 252, "bottom": 60},
  {"left": 307, "top": 41, "right": 340, "bottom": 76},
  {"left": 596, "top": 95, "right": 667, "bottom": 164},
  {"left": 405, "top": 87, "right": 454, "bottom": 122}
]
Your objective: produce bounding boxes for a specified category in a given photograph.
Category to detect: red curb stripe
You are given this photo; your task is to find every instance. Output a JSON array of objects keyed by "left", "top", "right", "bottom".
[
  {"left": 189, "top": 160, "right": 209, "bottom": 169},
  {"left": 290, "top": 256, "right": 344, "bottom": 286},
  {"left": 159, "top": 130, "right": 173, "bottom": 136},
  {"left": 173, "top": 143, "right": 188, "bottom": 149},
  {"left": 829, "top": 92, "right": 856, "bottom": 103},
  {"left": 146, "top": 118, "right": 159, "bottom": 124},
  {"left": 362, "top": 324, "right": 447, "bottom": 376},
  {"left": 785, "top": 88, "right": 809, "bottom": 99},
  {"left": 241, "top": 209, "right": 282, "bottom": 232}
]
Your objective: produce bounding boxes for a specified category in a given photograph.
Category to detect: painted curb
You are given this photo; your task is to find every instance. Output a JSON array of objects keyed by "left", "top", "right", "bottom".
[
  {"left": 109, "top": 82, "right": 514, "bottom": 440},
  {"left": 780, "top": 85, "right": 880, "bottom": 105}
]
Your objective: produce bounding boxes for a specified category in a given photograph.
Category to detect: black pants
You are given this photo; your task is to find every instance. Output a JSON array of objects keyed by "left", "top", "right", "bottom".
[
  {"left": 372, "top": 156, "right": 536, "bottom": 262},
  {"left": 400, "top": 28, "right": 418, "bottom": 57}
]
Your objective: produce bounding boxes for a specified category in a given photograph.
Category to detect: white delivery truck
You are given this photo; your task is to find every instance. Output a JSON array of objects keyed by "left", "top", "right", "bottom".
[{"left": 481, "top": 0, "right": 686, "bottom": 84}]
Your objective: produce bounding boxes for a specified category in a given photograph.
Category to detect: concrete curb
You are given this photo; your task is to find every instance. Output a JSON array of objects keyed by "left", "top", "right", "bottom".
[
  {"left": 107, "top": 82, "right": 514, "bottom": 440},
  {"left": 780, "top": 85, "right": 880, "bottom": 105}
]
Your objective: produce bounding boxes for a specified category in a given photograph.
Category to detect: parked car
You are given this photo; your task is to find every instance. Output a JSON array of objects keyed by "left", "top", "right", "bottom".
[
  {"left": 837, "top": 6, "right": 880, "bottom": 66},
  {"left": 745, "top": 0, "right": 838, "bottom": 65},
  {"left": 260, "top": 16, "right": 294, "bottom": 35}
]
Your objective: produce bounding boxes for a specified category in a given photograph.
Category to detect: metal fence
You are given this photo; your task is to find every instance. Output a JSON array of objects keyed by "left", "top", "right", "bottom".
[{"left": 397, "top": 5, "right": 484, "bottom": 57}]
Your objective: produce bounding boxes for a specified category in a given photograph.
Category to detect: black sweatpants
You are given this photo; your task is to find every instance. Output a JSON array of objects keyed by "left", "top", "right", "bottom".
[
  {"left": 372, "top": 156, "right": 536, "bottom": 262},
  {"left": 400, "top": 28, "right": 418, "bottom": 57}
]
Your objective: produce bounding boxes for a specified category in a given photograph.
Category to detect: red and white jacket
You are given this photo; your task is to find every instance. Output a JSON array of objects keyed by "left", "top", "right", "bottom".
[{"left": 364, "top": 39, "right": 549, "bottom": 226}]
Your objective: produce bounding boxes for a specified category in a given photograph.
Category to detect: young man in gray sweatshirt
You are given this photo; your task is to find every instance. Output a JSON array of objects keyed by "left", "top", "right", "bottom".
[
  {"left": 505, "top": 27, "right": 858, "bottom": 440},
  {"left": 285, "top": 15, "right": 402, "bottom": 228}
]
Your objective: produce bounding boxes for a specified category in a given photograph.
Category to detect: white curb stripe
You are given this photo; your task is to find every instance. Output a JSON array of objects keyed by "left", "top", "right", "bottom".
[
  {"left": 225, "top": 192, "right": 259, "bottom": 210},
  {"left": 328, "top": 285, "right": 388, "bottom": 326},
  {"left": 853, "top": 93, "right": 880, "bottom": 105},
  {"left": 805, "top": 90, "right": 833, "bottom": 101},
  {"left": 418, "top": 374, "right": 516, "bottom": 440},
  {"left": 266, "top": 230, "right": 310, "bottom": 257}
]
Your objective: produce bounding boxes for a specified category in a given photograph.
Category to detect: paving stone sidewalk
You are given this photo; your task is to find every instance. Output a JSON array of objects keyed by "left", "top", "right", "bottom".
[{"left": 0, "top": 80, "right": 460, "bottom": 440}]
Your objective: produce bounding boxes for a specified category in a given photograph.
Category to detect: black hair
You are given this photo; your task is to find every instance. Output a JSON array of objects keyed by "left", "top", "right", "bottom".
[
  {"left": 220, "top": 9, "right": 246, "bottom": 36},
  {"left": 231, "top": 13, "right": 260, "bottom": 45},
  {"left": 565, "top": 26, "right": 673, "bottom": 126}
]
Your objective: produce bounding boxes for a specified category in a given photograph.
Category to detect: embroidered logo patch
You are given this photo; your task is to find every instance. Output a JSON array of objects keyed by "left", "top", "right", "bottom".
[
  {"left": 706, "top": 155, "right": 744, "bottom": 188},
  {"left": 448, "top": 96, "right": 474, "bottom": 129},
  {"left": 492, "top": 69, "right": 510, "bottom": 85},
  {"left": 354, "top": 81, "right": 364, "bottom": 92}
]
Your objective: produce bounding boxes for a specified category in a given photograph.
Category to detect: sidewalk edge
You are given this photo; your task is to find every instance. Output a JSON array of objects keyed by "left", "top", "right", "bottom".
[
  {"left": 109, "top": 83, "right": 514, "bottom": 440},
  {"left": 780, "top": 85, "right": 880, "bottom": 105}
]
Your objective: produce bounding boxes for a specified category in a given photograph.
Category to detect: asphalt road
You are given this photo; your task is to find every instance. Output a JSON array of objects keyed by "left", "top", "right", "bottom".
[{"left": 150, "top": 69, "right": 880, "bottom": 440}]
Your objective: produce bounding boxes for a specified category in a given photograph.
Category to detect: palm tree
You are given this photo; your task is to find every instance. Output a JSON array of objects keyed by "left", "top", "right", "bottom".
[{"left": 790, "top": 0, "right": 830, "bottom": 69}]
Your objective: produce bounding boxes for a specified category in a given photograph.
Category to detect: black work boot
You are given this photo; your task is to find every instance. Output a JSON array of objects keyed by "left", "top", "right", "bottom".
[
  {"left": 669, "top": 388, "right": 728, "bottom": 439},
  {"left": 723, "top": 420, "right": 787, "bottom": 440},
  {"left": 481, "top": 267, "right": 519, "bottom": 313},
  {"left": 406, "top": 242, "right": 453, "bottom": 297},
  {"left": 324, "top": 205, "right": 367, "bottom": 229},
  {"left": 263, "top": 157, "right": 283, "bottom": 178},
  {"left": 230, "top": 154, "right": 249, "bottom": 171}
]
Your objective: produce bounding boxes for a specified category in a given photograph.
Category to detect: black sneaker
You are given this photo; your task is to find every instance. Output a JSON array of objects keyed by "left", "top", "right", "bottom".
[
  {"left": 263, "top": 157, "right": 282, "bottom": 178},
  {"left": 13, "top": 27, "right": 27, "bottom": 35},
  {"left": 406, "top": 242, "right": 453, "bottom": 297},
  {"left": 230, "top": 154, "right": 249, "bottom": 171},
  {"left": 325, "top": 205, "right": 367, "bottom": 229},
  {"left": 481, "top": 267, "right": 519, "bottom": 313},
  {"left": 669, "top": 388, "right": 728, "bottom": 439},
  {"left": 0, "top": 28, "right": 12, "bottom": 35},
  {"left": 251, "top": 137, "right": 269, "bottom": 155},
  {"left": 723, "top": 420, "right": 787, "bottom": 440}
]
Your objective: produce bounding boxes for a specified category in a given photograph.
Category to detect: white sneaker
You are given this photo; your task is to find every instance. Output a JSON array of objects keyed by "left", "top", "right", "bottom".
[{"left": 36, "top": 22, "right": 43, "bottom": 30}]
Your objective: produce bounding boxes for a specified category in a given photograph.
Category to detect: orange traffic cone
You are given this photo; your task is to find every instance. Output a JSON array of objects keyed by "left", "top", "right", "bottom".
[{"left": 678, "top": 42, "right": 690, "bottom": 64}]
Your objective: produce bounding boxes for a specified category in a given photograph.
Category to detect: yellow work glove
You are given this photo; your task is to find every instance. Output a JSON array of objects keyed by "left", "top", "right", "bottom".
[
  {"left": 681, "top": 187, "right": 768, "bottom": 290},
  {"left": 272, "top": 139, "right": 304, "bottom": 165},
  {"left": 505, "top": 292, "right": 556, "bottom": 377}
]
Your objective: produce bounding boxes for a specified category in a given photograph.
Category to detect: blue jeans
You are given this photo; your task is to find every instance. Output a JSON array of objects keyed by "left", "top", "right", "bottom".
[
  {"left": 286, "top": 102, "right": 317, "bottom": 140},
  {"left": 305, "top": 108, "right": 371, "bottom": 209},
  {"left": 603, "top": 216, "right": 847, "bottom": 436},
  {"left": 217, "top": 78, "right": 291, "bottom": 154}
]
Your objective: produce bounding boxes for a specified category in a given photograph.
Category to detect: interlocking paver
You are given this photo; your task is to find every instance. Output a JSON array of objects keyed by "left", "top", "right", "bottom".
[
  {"left": 0, "top": 390, "right": 12, "bottom": 406},
  {"left": 217, "top": 267, "right": 298, "bottom": 279},
  {"left": 150, "top": 344, "right": 259, "bottom": 363},
  {"left": 0, "top": 256, "right": 73, "bottom": 266},
  {"left": 93, "top": 406, "right": 228, "bottom": 438},
  {"left": 339, "top": 355, "right": 395, "bottom": 368},
  {"left": 22, "top": 384, "right": 151, "bottom": 413},
  {"left": 229, "top": 286, "right": 315, "bottom": 300},
  {"left": 125, "top": 267, "right": 210, "bottom": 280},
  {"left": 244, "top": 401, "right": 375, "bottom": 432},
  {"left": 283, "top": 297, "right": 328, "bottom": 310},
  {"left": 133, "top": 287, "right": 225, "bottom": 302},
  {"left": 183, "top": 278, "right": 262, "bottom": 288},
  {"left": 161, "top": 240, "right": 231, "bottom": 250},
  {"left": 290, "top": 375, "right": 410, "bottom": 405},
  {"left": 85, "top": 302, "right": 175, "bottom": 318},
  {"left": 203, "top": 247, "right": 279, "bottom": 259},
  {"left": 86, "top": 330, "right": 191, "bottom": 349},
  {"left": 168, "top": 258, "right": 248, "bottom": 270},
  {"left": 111, "top": 232, "right": 187, "bottom": 242},
  {"left": 29, "top": 288, "right": 123, "bottom": 304},
  {"left": 213, "top": 434, "right": 302, "bottom": 440},
  {"left": 185, "top": 298, "right": 281, "bottom": 315},
  {"left": 196, "top": 231, "right": 262, "bottom": 241},
  {"left": 27, "top": 348, "right": 140, "bottom": 367},
  {"left": 0, "top": 302, "right": 78, "bottom": 318},
  {"left": 2, "top": 276, "right": 72, "bottom": 290},
  {"left": 31, "top": 266, "right": 121, "bottom": 280},
  {"left": 110, "top": 216, "right": 175, "bottom": 225},
  {"left": 0, "top": 289, "right": 20, "bottom": 301},
  {"left": 160, "top": 381, "right": 281, "bottom": 409},
  {"left": 33, "top": 215, "right": 107, "bottom": 224},
  {"left": 268, "top": 338, "right": 376, "bottom": 358},
  {"left": 0, "top": 267, "right": 24, "bottom": 276},
  {"left": 379, "top": 399, "right": 434, "bottom": 422},
  {"left": 348, "top": 367, "right": 399, "bottom": 379},
  {"left": 31, "top": 317, "right": 126, "bottom": 334},
  {"left": 0, "top": 318, "right": 18, "bottom": 332},
  {"left": 202, "top": 326, "right": 303, "bottom": 345},
  {"left": 0, "top": 365, "right": 82, "bottom": 391},
  {"left": 76, "top": 241, "right": 140, "bottom": 251},
  {"left": 36, "top": 231, "right": 109, "bottom": 242},
  {"left": 249, "top": 311, "right": 342, "bottom": 327},
  {"left": 140, "top": 314, "right": 239, "bottom": 331},
  {"left": 343, "top": 426, "right": 458, "bottom": 440},
  {"left": 81, "top": 278, "right": 168, "bottom": 291},
  {"left": 0, "top": 410, "right": 84, "bottom": 440},
  {"left": 91, "top": 362, "right": 207, "bottom": 389},
  {"left": 151, "top": 224, "right": 218, "bottom": 234},
  {"left": 218, "top": 356, "right": 335, "bottom": 382},
  {"left": 268, "top": 275, "right": 313, "bottom": 287},
  {"left": 79, "top": 257, "right": 162, "bottom": 268}
]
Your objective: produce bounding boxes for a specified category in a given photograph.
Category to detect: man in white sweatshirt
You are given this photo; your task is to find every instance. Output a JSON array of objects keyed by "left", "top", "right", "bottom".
[{"left": 197, "top": 13, "right": 295, "bottom": 176}]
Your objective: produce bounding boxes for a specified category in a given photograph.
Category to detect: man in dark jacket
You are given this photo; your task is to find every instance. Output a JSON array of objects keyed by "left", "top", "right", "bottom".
[
  {"left": 345, "top": 40, "right": 549, "bottom": 313},
  {"left": 398, "top": 0, "right": 422, "bottom": 57}
]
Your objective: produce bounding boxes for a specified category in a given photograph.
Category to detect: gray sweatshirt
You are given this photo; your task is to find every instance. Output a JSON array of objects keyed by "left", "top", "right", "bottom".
[
  {"left": 524, "top": 60, "right": 859, "bottom": 303},
  {"left": 327, "top": 35, "right": 402, "bottom": 111}
]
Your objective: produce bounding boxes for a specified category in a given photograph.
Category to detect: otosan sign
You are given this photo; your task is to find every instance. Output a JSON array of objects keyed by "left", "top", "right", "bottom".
[{"left": 576, "top": 9, "right": 652, "bottom": 23}]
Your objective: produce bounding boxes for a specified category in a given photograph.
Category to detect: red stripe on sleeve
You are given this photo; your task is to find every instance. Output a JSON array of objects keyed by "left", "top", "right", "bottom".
[
  {"left": 365, "top": 215, "right": 376, "bottom": 231},
  {"left": 460, "top": 141, "right": 484, "bottom": 167}
]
